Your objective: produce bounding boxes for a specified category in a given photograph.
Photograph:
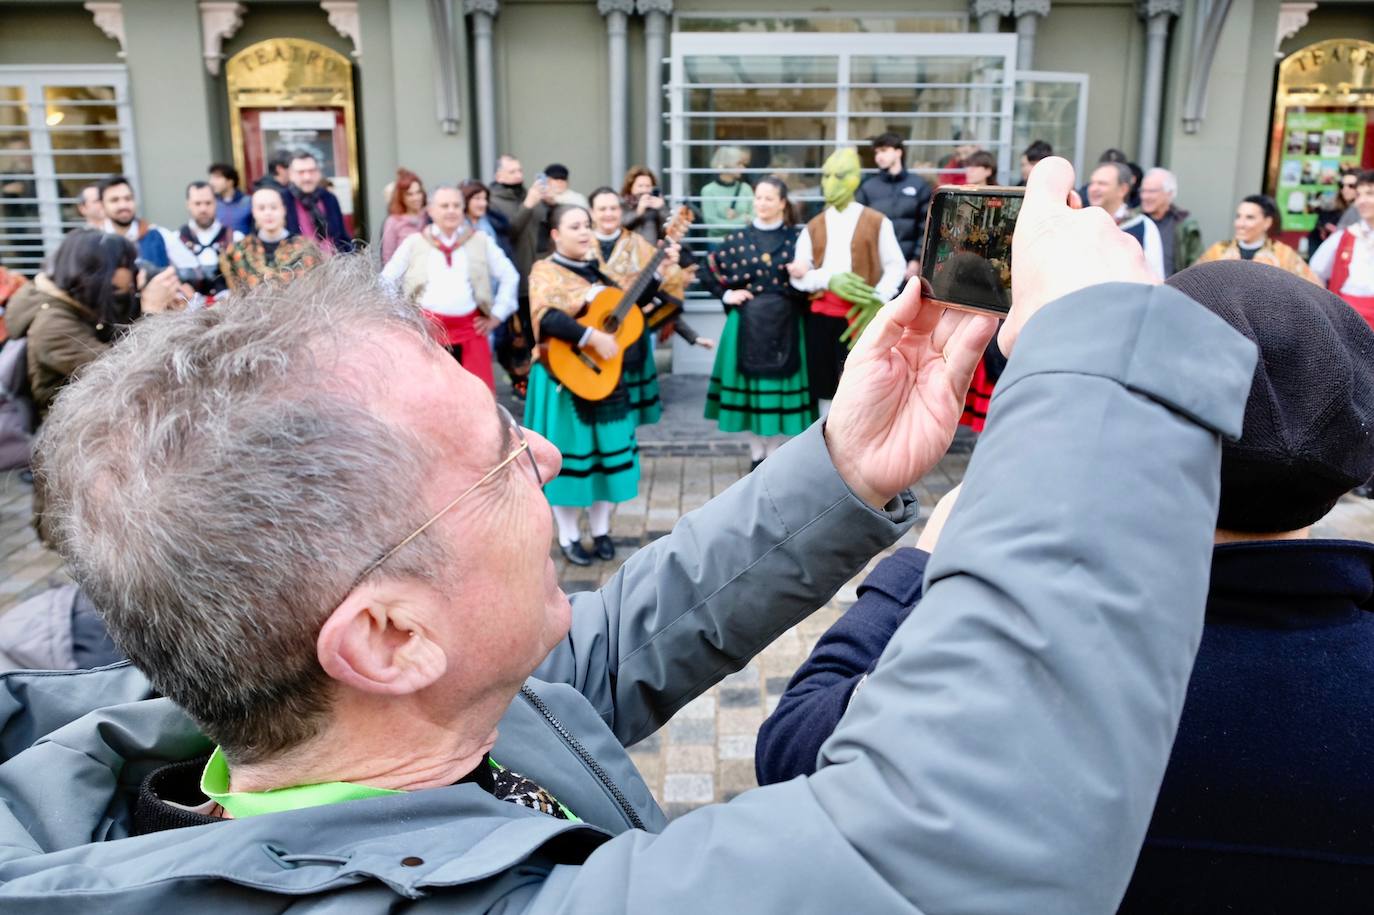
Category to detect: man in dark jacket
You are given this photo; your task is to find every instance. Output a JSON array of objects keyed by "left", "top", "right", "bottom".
[
  {"left": 758, "top": 260, "right": 1374, "bottom": 913},
  {"left": 487, "top": 154, "right": 552, "bottom": 394},
  {"left": 277, "top": 151, "right": 353, "bottom": 254},
  {"left": 855, "top": 132, "right": 931, "bottom": 280}
]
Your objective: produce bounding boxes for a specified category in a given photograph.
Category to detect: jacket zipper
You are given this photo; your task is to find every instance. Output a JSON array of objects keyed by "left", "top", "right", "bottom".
[{"left": 520, "top": 684, "right": 646, "bottom": 831}]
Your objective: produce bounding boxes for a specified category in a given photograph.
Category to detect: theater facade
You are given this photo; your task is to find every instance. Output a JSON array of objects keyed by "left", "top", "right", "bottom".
[{"left": 1, "top": 0, "right": 1371, "bottom": 369}]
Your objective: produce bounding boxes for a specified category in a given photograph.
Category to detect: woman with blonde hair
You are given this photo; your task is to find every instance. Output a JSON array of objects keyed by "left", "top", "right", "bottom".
[
  {"left": 702, "top": 146, "right": 753, "bottom": 239},
  {"left": 1196, "top": 194, "right": 1317, "bottom": 283}
]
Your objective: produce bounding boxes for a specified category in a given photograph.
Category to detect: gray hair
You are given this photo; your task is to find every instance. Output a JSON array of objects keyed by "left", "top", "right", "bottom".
[
  {"left": 711, "top": 145, "right": 747, "bottom": 171},
  {"left": 34, "top": 256, "right": 453, "bottom": 765},
  {"left": 1144, "top": 167, "right": 1178, "bottom": 198}
]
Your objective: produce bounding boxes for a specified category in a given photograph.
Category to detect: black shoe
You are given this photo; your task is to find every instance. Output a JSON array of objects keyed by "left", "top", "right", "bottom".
[
  {"left": 593, "top": 534, "right": 615, "bottom": 561},
  {"left": 560, "top": 541, "right": 592, "bottom": 566},
  {"left": 749, "top": 459, "right": 763, "bottom": 472}
]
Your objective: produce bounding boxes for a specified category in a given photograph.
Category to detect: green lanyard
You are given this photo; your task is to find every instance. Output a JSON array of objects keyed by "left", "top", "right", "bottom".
[{"left": 200, "top": 747, "right": 403, "bottom": 819}]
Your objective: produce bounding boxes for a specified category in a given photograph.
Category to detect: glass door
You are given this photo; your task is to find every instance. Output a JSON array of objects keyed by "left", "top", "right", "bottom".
[
  {"left": 1013, "top": 71, "right": 1089, "bottom": 178},
  {"left": 0, "top": 66, "right": 137, "bottom": 275}
]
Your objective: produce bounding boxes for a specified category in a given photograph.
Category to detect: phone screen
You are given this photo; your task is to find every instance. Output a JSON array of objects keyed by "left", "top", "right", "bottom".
[{"left": 921, "top": 187, "right": 1023, "bottom": 316}]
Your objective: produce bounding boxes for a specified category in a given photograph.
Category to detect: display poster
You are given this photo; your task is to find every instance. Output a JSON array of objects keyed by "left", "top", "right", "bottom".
[
  {"left": 1275, "top": 110, "right": 1367, "bottom": 232},
  {"left": 258, "top": 110, "right": 338, "bottom": 177}
]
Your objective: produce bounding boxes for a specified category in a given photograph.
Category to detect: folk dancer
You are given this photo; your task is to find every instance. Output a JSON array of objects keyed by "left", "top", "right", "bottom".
[
  {"left": 702, "top": 176, "right": 816, "bottom": 468},
  {"left": 158, "top": 181, "right": 242, "bottom": 306},
  {"left": 787, "top": 147, "right": 904, "bottom": 416},
  {"left": 381, "top": 186, "right": 519, "bottom": 392},
  {"left": 525, "top": 205, "right": 679, "bottom": 566},
  {"left": 587, "top": 186, "right": 709, "bottom": 427},
  {"left": 219, "top": 189, "right": 323, "bottom": 294},
  {"left": 1310, "top": 169, "right": 1374, "bottom": 326}
]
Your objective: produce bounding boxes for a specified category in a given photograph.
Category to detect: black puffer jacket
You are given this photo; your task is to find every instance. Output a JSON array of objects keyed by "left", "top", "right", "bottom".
[{"left": 855, "top": 169, "right": 932, "bottom": 263}]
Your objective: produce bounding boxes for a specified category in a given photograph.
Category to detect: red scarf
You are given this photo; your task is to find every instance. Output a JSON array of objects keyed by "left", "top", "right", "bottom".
[{"left": 426, "top": 224, "right": 474, "bottom": 267}]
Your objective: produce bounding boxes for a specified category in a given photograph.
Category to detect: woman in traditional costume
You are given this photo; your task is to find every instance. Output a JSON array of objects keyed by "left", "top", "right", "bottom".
[
  {"left": 219, "top": 189, "right": 323, "bottom": 294},
  {"left": 701, "top": 177, "right": 816, "bottom": 468},
  {"left": 587, "top": 187, "right": 709, "bottom": 428},
  {"left": 525, "top": 205, "right": 680, "bottom": 566},
  {"left": 1196, "top": 194, "right": 1319, "bottom": 284}
]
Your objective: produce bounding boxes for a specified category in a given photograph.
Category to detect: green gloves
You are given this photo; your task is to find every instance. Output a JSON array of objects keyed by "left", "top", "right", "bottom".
[{"left": 829, "top": 272, "right": 884, "bottom": 348}]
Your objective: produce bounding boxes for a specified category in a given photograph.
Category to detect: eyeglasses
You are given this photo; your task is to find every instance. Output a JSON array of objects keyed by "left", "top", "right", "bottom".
[{"left": 350, "top": 404, "right": 542, "bottom": 587}]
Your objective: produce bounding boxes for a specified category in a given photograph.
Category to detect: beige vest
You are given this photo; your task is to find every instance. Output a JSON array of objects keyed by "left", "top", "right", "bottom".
[{"left": 806, "top": 205, "right": 884, "bottom": 288}]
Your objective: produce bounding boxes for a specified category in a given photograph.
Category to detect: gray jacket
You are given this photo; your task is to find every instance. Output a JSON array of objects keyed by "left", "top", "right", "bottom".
[{"left": 0, "top": 283, "right": 1256, "bottom": 913}]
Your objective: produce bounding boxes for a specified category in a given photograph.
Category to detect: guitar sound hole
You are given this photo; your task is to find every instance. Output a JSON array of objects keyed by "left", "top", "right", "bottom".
[{"left": 602, "top": 316, "right": 621, "bottom": 334}]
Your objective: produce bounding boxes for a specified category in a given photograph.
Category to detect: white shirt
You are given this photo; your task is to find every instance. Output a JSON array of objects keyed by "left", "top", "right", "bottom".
[
  {"left": 790, "top": 202, "right": 906, "bottom": 301},
  {"left": 380, "top": 227, "right": 519, "bottom": 320},
  {"left": 1310, "top": 221, "right": 1374, "bottom": 297},
  {"left": 160, "top": 221, "right": 243, "bottom": 273},
  {"left": 1115, "top": 207, "right": 1166, "bottom": 281}
]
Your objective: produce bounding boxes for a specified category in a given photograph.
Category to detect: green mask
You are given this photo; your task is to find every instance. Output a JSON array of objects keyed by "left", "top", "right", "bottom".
[{"left": 821, "top": 148, "right": 862, "bottom": 210}]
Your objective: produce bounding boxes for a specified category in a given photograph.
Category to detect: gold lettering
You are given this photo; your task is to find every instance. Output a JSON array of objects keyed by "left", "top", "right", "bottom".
[
  {"left": 273, "top": 45, "right": 288, "bottom": 63},
  {"left": 1311, "top": 49, "right": 1324, "bottom": 65},
  {"left": 254, "top": 49, "right": 270, "bottom": 67},
  {"left": 306, "top": 50, "right": 320, "bottom": 67}
]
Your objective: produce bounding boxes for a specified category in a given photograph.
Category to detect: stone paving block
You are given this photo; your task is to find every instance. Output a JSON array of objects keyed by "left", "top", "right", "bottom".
[
  {"left": 764, "top": 676, "right": 792, "bottom": 696},
  {"left": 715, "top": 759, "right": 757, "bottom": 801},
  {"left": 667, "top": 717, "right": 716, "bottom": 744},
  {"left": 628, "top": 732, "right": 661, "bottom": 754},
  {"left": 662, "top": 773, "right": 713, "bottom": 805},
  {"left": 718, "top": 687, "right": 760, "bottom": 709},
  {"left": 666, "top": 744, "right": 716, "bottom": 774},
  {"left": 678, "top": 694, "right": 715, "bottom": 719},
  {"left": 716, "top": 708, "right": 763, "bottom": 736},
  {"left": 718, "top": 735, "right": 755, "bottom": 760}
]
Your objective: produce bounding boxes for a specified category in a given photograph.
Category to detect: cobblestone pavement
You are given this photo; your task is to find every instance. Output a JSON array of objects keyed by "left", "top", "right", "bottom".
[{"left": 3, "top": 373, "right": 1373, "bottom": 820}]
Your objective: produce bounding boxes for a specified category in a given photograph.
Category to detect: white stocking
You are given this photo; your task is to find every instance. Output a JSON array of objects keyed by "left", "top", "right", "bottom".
[
  {"left": 551, "top": 505, "right": 582, "bottom": 546},
  {"left": 765, "top": 434, "right": 789, "bottom": 456},
  {"left": 818, "top": 398, "right": 832, "bottom": 418},
  {"left": 587, "top": 500, "right": 614, "bottom": 538},
  {"left": 746, "top": 433, "right": 768, "bottom": 462}
]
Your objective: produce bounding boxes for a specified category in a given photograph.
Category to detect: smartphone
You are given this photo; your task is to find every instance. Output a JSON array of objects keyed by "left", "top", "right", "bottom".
[
  {"left": 920, "top": 185, "right": 1024, "bottom": 317},
  {"left": 649, "top": 187, "right": 660, "bottom": 197}
]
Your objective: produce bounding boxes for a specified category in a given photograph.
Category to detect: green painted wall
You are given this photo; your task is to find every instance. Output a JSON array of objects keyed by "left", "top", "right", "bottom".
[
  {"left": 495, "top": 2, "right": 610, "bottom": 191},
  {"left": 0, "top": 4, "right": 121, "bottom": 65},
  {"left": 1160, "top": 0, "right": 1283, "bottom": 246},
  {"left": 386, "top": 0, "right": 471, "bottom": 192}
]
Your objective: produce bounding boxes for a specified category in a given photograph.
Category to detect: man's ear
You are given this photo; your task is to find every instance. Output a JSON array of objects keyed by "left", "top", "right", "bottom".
[{"left": 317, "top": 583, "right": 448, "bottom": 696}]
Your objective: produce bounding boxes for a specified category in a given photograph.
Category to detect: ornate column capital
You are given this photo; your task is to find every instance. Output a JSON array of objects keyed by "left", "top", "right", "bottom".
[
  {"left": 1013, "top": 0, "right": 1051, "bottom": 19},
  {"left": 1137, "top": 0, "right": 1182, "bottom": 19},
  {"left": 636, "top": 0, "right": 673, "bottom": 14},
  {"left": 970, "top": 0, "right": 1013, "bottom": 18},
  {"left": 1275, "top": 2, "right": 1317, "bottom": 54},
  {"left": 199, "top": 2, "right": 247, "bottom": 76},
  {"left": 320, "top": 1, "right": 361, "bottom": 58},
  {"left": 463, "top": 0, "right": 499, "bottom": 16},
  {"left": 83, "top": 2, "right": 126, "bottom": 58},
  {"left": 597, "top": 0, "right": 636, "bottom": 16}
]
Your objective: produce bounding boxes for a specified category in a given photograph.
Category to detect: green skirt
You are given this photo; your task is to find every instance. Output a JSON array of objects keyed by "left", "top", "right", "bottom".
[
  {"left": 622, "top": 336, "right": 663, "bottom": 427},
  {"left": 705, "top": 310, "right": 817, "bottom": 436},
  {"left": 524, "top": 363, "right": 640, "bottom": 507}
]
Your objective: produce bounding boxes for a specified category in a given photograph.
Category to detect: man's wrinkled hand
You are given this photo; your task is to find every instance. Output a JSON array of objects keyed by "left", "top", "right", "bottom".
[
  {"left": 825, "top": 279, "right": 997, "bottom": 510},
  {"left": 1000, "top": 156, "right": 1158, "bottom": 357}
]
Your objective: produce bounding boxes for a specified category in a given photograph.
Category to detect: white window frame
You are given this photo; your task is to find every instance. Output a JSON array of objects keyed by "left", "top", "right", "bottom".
[
  {"left": 667, "top": 32, "right": 1020, "bottom": 212},
  {"left": 0, "top": 65, "right": 138, "bottom": 272},
  {"left": 1013, "top": 70, "right": 1089, "bottom": 177}
]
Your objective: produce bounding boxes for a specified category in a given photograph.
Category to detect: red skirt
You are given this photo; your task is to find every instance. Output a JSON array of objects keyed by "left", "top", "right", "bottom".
[
  {"left": 426, "top": 311, "right": 495, "bottom": 392},
  {"left": 959, "top": 357, "right": 995, "bottom": 433},
  {"left": 1340, "top": 292, "right": 1374, "bottom": 329}
]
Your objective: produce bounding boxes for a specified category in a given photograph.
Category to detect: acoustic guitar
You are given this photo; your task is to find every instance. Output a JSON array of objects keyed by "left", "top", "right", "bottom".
[{"left": 545, "top": 206, "right": 693, "bottom": 402}]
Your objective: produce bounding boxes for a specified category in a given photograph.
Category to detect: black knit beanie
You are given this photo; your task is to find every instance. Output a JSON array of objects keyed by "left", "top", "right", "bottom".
[{"left": 1167, "top": 261, "right": 1374, "bottom": 532}]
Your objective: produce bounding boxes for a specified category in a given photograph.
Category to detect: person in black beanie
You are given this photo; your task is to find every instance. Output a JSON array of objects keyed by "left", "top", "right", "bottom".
[{"left": 757, "top": 260, "right": 1374, "bottom": 913}]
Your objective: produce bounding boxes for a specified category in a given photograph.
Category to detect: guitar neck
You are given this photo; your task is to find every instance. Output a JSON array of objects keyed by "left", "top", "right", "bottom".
[{"left": 611, "top": 248, "right": 667, "bottom": 323}]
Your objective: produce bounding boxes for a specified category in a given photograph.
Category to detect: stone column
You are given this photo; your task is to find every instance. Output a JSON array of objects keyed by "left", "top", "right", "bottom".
[
  {"left": 1013, "top": 0, "right": 1050, "bottom": 69},
  {"left": 639, "top": 0, "right": 672, "bottom": 177},
  {"left": 600, "top": 0, "right": 635, "bottom": 184},
  {"left": 1137, "top": 0, "right": 1182, "bottom": 169},
  {"left": 970, "top": 0, "right": 1012, "bottom": 33},
  {"left": 463, "top": 0, "right": 499, "bottom": 179}
]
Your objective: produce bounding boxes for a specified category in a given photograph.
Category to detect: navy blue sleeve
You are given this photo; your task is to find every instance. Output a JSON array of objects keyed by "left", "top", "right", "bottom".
[{"left": 755, "top": 547, "right": 929, "bottom": 784}]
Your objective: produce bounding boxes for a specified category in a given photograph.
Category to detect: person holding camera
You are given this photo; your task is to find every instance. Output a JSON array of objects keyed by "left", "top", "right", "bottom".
[
  {"left": 4, "top": 228, "right": 185, "bottom": 539},
  {"left": 155, "top": 181, "right": 242, "bottom": 306},
  {"left": 620, "top": 166, "right": 667, "bottom": 244}
]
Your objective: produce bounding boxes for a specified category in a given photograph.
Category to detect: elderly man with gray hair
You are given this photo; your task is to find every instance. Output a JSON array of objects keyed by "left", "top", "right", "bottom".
[
  {"left": 0, "top": 160, "right": 1260, "bottom": 913},
  {"left": 1139, "top": 167, "right": 1203, "bottom": 276}
]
